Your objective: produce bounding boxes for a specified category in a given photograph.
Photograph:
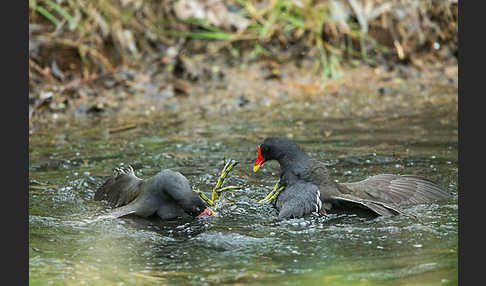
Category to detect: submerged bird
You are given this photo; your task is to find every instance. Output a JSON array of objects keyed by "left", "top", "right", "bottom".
[
  {"left": 253, "top": 137, "right": 452, "bottom": 219},
  {"left": 94, "top": 166, "right": 214, "bottom": 220}
]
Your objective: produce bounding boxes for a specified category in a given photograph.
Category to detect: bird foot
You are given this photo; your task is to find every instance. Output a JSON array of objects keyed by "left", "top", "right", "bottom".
[{"left": 194, "top": 159, "right": 241, "bottom": 206}]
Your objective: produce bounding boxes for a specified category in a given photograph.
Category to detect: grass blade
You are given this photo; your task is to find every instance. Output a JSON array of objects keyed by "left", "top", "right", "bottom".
[
  {"left": 33, "top": 5, "right": 61, "bottom": 27},
  {"left": 44, "top": 0, "right": 77, "bottom": 29}
]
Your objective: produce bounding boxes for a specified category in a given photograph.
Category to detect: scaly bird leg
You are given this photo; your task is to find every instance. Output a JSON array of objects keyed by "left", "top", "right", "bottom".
[
  {"left": 211, "top": 159, "right": 239, "bottom": 202},
  {"left": 193, "top": 189, "right": 214, "bottom": 206},
  {"left": 194, "top": 159, "right": 240, "bottom": 206},
  {"left": 258, "top": 182, "right": 285, "bottom": 204}
]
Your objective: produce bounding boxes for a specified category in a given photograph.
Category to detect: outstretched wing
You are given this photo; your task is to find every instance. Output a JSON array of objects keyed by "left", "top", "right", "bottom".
[
  {"left": 328, "top": 193, "right": 411, "bottom": 217},
  {"left": 94, "top": 166, "right": 144, "bottom": 207},
  {"left": 339, "top": 174, "right": 451, "bottom": 206},
  {"left": 276, "top": 182, "right": 323, "bottom": 219}
]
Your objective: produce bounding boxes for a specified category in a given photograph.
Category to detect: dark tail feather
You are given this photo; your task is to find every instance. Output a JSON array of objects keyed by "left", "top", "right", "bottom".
[{"left": 332, "top": 194, "right": 417, "bottom": 218}]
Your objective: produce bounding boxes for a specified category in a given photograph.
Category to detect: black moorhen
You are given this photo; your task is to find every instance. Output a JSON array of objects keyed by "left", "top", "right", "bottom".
[
  {"left": 94, "top": 166, "right": 214, "bottom": 220},
  {"left": 253, "top": 137, "right": 452, "bottom": 219}
]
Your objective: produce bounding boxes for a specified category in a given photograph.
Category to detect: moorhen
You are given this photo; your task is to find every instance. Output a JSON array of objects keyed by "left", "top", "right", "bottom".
[
  {"left": 253, "top": 137, "right": 452, "bottom": 219},
  {"left": 94, "top": 166, "right": 214, "bottom": 220}
]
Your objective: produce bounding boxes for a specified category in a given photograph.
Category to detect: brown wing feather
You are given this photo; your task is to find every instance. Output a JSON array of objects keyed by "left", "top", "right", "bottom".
[
  {"left": 339, "top": 174, "right": 451, "bottom": 206},
  {"left": 94, "top": 166, "right": 145, "bottom": 207}
]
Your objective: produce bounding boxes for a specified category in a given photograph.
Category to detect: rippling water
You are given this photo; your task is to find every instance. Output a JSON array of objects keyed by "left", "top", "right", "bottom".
[{"left": 29, "top": 92, "right": 457, "bottom": 285}]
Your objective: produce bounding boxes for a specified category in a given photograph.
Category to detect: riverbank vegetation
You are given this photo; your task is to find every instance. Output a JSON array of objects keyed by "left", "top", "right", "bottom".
[{"left": 29, "top": 0, "right": 457, "bottom": 118}]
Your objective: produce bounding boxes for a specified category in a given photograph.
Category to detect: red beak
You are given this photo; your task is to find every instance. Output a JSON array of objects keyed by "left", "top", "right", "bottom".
[
  {"left": 197, "top": 207, "right": 215, "bottom": 217},
  {"left": 253, "top": 145, "right": 265, "bottom": 172}
]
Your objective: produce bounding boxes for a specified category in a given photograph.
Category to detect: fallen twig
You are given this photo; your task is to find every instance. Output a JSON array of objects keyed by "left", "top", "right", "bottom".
[
  {"left": 29, "top": 58, "right": 60, "bottom": 84},
  {"left": 108, "top": 124, "right": 137, "bottom": 134}
]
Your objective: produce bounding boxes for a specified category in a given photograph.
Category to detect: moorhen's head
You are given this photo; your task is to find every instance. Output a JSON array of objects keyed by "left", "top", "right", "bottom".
[
  {"left": 184, "top": 198, "right": 215, "bottom": 217},
  {"left": 253, "top": 137, "right": 305, "bottom": 172}
]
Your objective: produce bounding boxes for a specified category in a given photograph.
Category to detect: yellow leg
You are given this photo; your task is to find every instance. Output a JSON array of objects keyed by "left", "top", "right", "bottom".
[
  {"left": 258, "top": 182, "right": 284, "bottom": 204},
  {"left": 194, "top": 159, "right": 240, "bottom": 206},
  {"left": 194, "top": 189, "right": 214, "bottom": 206},
  {"left": 266, "top": 186, "right": 284, "bottom": 202},
  {"left": 211, "top": 159, "right": 239, "bottom": 202}
]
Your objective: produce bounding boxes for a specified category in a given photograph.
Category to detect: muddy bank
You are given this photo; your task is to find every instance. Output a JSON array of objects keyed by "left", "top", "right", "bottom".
[{"left": 29, "top": 57, "right": 457, "bottom": 137}]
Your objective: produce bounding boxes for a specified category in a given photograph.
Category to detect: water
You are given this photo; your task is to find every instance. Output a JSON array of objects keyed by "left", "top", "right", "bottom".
[{"left": 29, "top": 80, "right": 457, "bottom": 285}]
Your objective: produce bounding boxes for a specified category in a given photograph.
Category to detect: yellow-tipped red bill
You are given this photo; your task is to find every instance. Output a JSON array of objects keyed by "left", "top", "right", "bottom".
[
  {"left": 198, "top": 207, "right": 215, "bottom": 217},
  {"left": 253, "top": 145, "right": 265, "bottom": 172}
]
